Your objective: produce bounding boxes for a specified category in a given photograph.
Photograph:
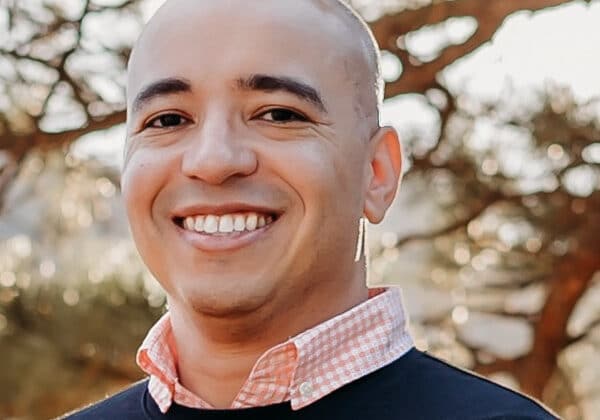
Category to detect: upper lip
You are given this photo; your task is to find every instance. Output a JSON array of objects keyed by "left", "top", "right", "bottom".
[{"left": 171, "top": 203, "right": 284, "bottom": 219}]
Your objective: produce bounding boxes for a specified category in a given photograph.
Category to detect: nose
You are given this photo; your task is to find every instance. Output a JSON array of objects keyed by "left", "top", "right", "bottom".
[{"left": 181, "top": 115, "right": 258, "bottom": 185}]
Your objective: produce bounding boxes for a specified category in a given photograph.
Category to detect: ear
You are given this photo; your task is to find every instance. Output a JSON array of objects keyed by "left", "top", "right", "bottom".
[{"left": 363, "top": 126, "right": 402, "bottom": 224}]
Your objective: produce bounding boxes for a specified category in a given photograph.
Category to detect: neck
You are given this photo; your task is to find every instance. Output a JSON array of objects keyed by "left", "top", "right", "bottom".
[{"left": 168, "top": 262, "right": 369, "bottom": 408}]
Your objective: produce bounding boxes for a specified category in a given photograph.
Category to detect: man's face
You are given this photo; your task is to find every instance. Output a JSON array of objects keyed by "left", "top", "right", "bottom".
[{"left": 123, "top": 0, "right": 382, "bottom": 315}]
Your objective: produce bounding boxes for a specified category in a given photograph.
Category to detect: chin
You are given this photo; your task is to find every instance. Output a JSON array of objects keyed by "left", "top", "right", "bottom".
[{"left": 178, "top": 282, "right": 275, "bottom": 318}]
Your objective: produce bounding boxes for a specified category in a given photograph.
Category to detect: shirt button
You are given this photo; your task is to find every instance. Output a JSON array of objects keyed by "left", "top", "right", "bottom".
[{"left": 299, "top": 381, "right": 313, "bottom": 397}]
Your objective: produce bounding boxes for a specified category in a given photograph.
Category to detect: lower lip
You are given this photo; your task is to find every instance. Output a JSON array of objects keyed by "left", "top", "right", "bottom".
[{"left": 175, "top": 217, "right": 279, "bottom": 253}]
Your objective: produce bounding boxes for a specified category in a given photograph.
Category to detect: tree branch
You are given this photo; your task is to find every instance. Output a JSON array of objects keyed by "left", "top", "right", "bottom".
[
  {"left": 515, "top": 248, "right": 599, "bottom": 398},
  {"left": 372, "top": 0, "right": 575, "bottom": 97},
  {"left": 395, "top": 191, "right": 504, "bottom": 249}
]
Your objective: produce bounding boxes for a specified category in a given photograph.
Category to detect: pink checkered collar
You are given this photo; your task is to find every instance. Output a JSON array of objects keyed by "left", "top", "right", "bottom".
[{"left": 137, "top": 287, "right": 413, "bottom": 413}]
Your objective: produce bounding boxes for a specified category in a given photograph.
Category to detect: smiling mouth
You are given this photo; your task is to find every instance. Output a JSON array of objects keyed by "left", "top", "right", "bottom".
[{"left": 173, "top": 211, "right": 279, "bottom": 235}]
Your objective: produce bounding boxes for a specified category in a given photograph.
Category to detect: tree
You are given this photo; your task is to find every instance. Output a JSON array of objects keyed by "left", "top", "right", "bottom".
[
  {"left": 0, "top": 0, "right": 138, "bottom": 198},
  {"left": 0, "top": 0, "right": 598, "bottom": 418}
]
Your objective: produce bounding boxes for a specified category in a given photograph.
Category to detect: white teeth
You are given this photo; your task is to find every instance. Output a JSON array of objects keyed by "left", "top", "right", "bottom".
[
  {"left": 218, "top": 215, "right": 234, "bottom": 233},
  {"left": 204, "top": 215, "right": 218, "bottom": 233},
  {"left": 184, "top": 217, "right": 195, "bottom": 230},
  {"left": 181, "top": 212, "right": 276, "bottom": 234},
  {"left": 246, "top": 213, "right": 258, "bottom": 231},
  {"left": 234, "top": 214, "right": 246, "bottom": 231},
  {"left": 194, "top": 215, "right": 205, "bottom": 232}
]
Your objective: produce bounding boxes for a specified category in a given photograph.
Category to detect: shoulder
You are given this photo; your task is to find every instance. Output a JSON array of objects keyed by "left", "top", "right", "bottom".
[
  {"left": 57, "top": 379, "right": 150, "bottom": 420},
  {"left": 372, "top": 348, "right": 558, "bottom": 419}
]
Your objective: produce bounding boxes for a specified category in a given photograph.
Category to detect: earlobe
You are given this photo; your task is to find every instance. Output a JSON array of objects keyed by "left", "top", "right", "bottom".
[{"left": 363, "top": 126, "right": 402, "bottom": 224}]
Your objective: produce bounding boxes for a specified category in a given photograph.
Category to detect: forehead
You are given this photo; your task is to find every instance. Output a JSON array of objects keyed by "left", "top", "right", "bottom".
[{"left": 127, "top": 0, "right": 357, "bottom": 104}]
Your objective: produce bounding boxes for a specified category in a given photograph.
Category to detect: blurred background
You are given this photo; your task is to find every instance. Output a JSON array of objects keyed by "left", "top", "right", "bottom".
[{"left": 0, "top": 0, "right": 599, "bottom": 418}]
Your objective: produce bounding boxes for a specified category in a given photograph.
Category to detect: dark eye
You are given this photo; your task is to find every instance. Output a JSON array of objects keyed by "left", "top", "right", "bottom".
[
  {"left": 259, "top": 109, "right": 308, "bottom": 123},
  {"left": 146, "top": 113, "right": 188, "bottom": 129}
]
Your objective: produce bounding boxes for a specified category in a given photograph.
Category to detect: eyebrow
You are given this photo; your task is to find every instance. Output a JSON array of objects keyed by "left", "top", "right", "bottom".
[
  {"left": 237, "top": 74, "right": 327, "bottom": 113},
  {"left": 131, "top": 77, "right": 192, "bottom": 113}
]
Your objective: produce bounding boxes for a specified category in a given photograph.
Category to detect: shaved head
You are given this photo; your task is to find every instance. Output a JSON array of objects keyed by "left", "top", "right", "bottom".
[
  {"left": 128, "top": 0, "right": 383, "bottom": 133},
  {"left": 311, "top": 0, "right": 384, "bottom": 107}
]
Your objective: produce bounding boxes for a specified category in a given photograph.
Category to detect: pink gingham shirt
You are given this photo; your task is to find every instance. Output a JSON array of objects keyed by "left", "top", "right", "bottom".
[{"left": 136, "top": 287, "right": 414, "bottom": 413}]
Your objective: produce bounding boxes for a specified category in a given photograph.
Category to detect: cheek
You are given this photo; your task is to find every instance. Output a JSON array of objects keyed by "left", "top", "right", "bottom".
[
  {"left": 265, "top": 139, "right": 364, "bottom": 214},
  {"left": 121, "top": 160, "right": 148, "bottom": 218},
  {"left": 274, "top": 141, "right": 337, "bottom": 195},
  {"left": 121, "top": 148, "right": 173, "bottom": 224},
  {"left": 121, "top": 150, "right": 176, "bottom": 281}
]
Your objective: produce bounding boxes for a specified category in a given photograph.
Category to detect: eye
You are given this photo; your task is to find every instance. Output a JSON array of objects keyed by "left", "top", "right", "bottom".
[
  {"left": 258, "top": 108, "right": 308, "bottom": 123},
  {"left": 145, "top": 113, "right": 189, "bottom": 129}
]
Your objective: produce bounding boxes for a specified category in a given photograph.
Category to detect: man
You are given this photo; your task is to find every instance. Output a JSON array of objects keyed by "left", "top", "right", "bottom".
[{"left": 64, "top": 0, "right": 557, "bottom": 418}]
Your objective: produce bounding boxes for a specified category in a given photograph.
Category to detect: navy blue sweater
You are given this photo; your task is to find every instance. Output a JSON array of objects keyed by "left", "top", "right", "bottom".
[{"left": 63, "top": 348, "right": 557, "bottom": 419}]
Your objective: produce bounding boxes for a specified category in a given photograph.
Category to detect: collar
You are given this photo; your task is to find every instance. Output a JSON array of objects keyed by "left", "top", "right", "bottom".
[{"left": 137, "top": 287, "right": 413, "bottom": 412}]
